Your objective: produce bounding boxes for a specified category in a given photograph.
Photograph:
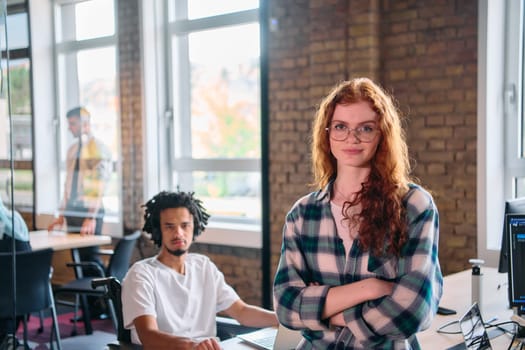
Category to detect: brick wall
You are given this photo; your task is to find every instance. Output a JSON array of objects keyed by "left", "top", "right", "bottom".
[
  {"left": 103, "top": 0, "right": 479, "bottom": 306},
  {"left": 193, "top": 243, "right": 263, "bottom": 306},
  {"left": 118, "top": 0, "right": 144, "bottom": 231},
  {"left": 266, "top": 0, "right": 478, "bottom": 294},
  {"left": 379, "top": 0, "right": 478, "bottom": 273}
]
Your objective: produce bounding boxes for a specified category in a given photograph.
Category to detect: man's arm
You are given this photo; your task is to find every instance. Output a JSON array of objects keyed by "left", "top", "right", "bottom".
[
  {"left": 133, "top": 315, "right": 221, "bottom": 350},
  {"left": 222, "top": 299, "right": 278, "bottom": 328}
]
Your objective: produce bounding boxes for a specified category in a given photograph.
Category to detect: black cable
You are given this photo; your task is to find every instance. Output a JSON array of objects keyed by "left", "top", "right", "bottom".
[
  {"left": 485, "top": 320, "right": 520, "bottom": 350},
  {"left": 485, "top": 320, "right": 519, "bottom": 337},
  {"left": 437, "top": 318, "right": 524, "bottom": 350},
  {"left": 436, "top": 319, "right": 461, "bottom": 334},
  {"left": 507, "top": 331, "right": 516, "bottom": 350}
]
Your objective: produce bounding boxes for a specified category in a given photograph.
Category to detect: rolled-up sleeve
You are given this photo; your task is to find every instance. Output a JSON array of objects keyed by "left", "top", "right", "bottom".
[{"left": 273, "top": 199, "right": 334, "bottom": 331}]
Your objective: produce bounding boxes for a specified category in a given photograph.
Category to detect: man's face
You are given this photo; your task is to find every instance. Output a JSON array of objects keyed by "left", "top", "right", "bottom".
[
  {"left": 67, "top": 116, "right": 82, "bottom": 137},
  {"left": 159, "top": 207, "right": 194, "bottom": 257}
]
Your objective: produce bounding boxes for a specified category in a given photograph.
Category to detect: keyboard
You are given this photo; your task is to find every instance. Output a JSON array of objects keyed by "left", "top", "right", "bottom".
[{"left": 237, "top": 327, "right": 277, "bottom": 350}]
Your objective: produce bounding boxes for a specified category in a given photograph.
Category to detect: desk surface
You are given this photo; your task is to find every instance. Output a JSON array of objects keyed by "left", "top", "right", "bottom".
[
  {"left": 222, "top": 267, "right": 519, "bottom": 349},
  {"left": 29, "top": 230, "right": 112, "bottom": 251},
  {"left": 418, "top": 267, "right": 516, "bottom": 349}
]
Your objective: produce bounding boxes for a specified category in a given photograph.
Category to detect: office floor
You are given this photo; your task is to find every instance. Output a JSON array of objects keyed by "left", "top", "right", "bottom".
[
  {"left": 14, "top": 305, "right": 116, "bottom": 350},
  {"left": 23, "top": 331, "right": 116, "bottom": 350}
]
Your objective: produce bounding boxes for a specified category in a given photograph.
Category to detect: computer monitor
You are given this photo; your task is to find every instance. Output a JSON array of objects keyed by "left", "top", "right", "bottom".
[
  {"left": 505, "top": 213, "right": 525, "bottom": 315},
  {"left": 498, "top": 197, "right": 525, "bottom": 273}
]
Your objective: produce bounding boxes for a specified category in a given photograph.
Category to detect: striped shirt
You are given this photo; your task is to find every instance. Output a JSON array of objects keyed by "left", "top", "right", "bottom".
[{"left": 273, "top": 182, "right": 443, "bottom": 349}]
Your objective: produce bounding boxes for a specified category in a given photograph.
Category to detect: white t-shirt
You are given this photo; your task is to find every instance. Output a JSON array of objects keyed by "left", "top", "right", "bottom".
[{"left": 122, "top": 253, "right": 240, "bottom": 344}]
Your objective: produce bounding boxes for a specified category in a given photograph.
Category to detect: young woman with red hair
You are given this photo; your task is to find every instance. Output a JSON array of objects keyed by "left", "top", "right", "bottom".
[{"left": 273, "top": 77, "right": 443, "bottom": 349}]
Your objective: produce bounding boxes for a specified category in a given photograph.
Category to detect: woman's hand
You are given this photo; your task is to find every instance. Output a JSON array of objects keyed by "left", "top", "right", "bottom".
[
  {"left": 329, "top": 312, "right": 345, "bottom": 327},
  {"left": 369, "top": 278, "right": 394, "bottom": 299}
]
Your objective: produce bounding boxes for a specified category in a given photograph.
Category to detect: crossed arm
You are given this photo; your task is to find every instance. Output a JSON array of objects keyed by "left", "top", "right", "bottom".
[{"left": 320, "top": 278, "right": 393, "bottom": 326}]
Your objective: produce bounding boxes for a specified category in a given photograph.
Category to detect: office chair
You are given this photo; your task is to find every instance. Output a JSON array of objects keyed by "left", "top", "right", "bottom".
[
  {"left": 54, "top": 230, "right": 141, "bottom": 336},
  {"left": 0, "top": 248, "right": 62, "bottom": 350},
  {"left": 91, "top": 277, "right": 141, "bottom": 350}
]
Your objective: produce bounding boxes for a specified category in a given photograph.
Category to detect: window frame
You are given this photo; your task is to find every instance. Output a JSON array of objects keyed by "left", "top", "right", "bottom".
[
  {"left": 142, "top": 0, "right": 264, "bottom": 247},
  {"left": 504, "top": 0, "right": 525, "bottom": 195},
  {"left": 32, "top": 0, "right": 122, "bottom": 236},
  {"left": 477, "top": 0, "right": 525, "bottom": 266},
  {"left": 0, "top": 2, "right": 33, "bottom": 210}
]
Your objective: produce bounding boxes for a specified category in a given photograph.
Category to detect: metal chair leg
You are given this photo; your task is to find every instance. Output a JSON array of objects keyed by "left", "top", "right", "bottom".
[
  {"left": 38, "top": 310, "right": 44, "bottom": 333},
  {"left": 48, "top": 282, "right": 62, "bottom": 350},
  {"left": 22, "top": 314, "right": 29, "bottom": 350},
  {"left": 71, "top": 294, "right": 79, "bottom": 336}
]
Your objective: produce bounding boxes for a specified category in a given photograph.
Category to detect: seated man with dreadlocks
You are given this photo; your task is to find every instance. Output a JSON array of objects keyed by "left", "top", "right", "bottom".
[{"left": 122, "top": 190, "right": 278, "bottom": 350}]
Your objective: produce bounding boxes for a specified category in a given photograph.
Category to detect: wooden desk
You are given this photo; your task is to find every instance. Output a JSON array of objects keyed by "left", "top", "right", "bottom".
[
  {"left": 30, "top": 230, "right": 111, "bottom": 251},
  {"left": 418, "top": 267, "right": 517, "bottom": 349},
  {"left": 30, "top": 230, "right": 112, "bottom": 284},
  {"left": 30, "top": 230, "right": 113, "bottom": 335},
  {"left": 221, "top": 267, "right": 519, "bottom": 349}
]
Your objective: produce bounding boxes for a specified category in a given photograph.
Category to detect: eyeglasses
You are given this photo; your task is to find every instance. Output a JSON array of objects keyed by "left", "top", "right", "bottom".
[{"left": 325, "top": 123, "right": 379, "bottom": 142}]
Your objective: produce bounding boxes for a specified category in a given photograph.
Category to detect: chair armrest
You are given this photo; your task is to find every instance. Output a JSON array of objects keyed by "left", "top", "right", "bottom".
[
  {"left": 66, "top": 261, "right": 105, "bottom": 277},
  {"left": 91, "top": 277, "right": 117, "bottom": 289},
  {"left": 97, "top": 248, "right": 114, "bottom": 256}
]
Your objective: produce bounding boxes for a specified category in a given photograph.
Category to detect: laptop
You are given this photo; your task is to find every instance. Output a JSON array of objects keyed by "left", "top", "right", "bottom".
[
  {"left": 237, "top": 323, "right": 302, "bottom": 350},
  {"left": 448, "top": 302, "right": 492, "bottom": 350}
]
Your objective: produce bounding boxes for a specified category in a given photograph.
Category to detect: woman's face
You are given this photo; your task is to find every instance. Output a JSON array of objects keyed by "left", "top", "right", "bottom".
[{"left": 328, "top": 101, "right": 380, "bottom": 170}]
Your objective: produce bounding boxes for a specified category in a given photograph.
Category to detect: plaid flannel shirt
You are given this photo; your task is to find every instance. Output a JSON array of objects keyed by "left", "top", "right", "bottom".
[{"left": 273, "top": 182, "right": 443, "bottom": 349}]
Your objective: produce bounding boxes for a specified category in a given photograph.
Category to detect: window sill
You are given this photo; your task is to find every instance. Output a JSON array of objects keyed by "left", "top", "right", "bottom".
[{"left": 197, "top": 221, "right": 261, "bottom": 248}]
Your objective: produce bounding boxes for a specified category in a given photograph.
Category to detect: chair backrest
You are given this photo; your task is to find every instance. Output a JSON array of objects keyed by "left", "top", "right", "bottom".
[
  {"left": 0, "top": 248, "right": 54, "bottom": 317},
  {"left": 92, "top": 277, "right": 131, "bottom": 344},
  {"left": 107, "top": 230, "right": 141, "bottom": 282}
]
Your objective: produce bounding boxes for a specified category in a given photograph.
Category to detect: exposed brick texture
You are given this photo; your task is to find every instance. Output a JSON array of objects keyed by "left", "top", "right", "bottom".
[
  {"left": 118, "top": 0, "right": 144, "bottom": 231},
  {"left": 17, "top": 0, "right": 479, "bottom": 307},
  {"left": 266, "top": 0, "right": 478, "bottom": 295}
]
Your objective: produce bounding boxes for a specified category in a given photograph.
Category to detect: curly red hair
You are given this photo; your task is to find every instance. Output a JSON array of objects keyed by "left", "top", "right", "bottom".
[{"left": 311, "top": 78, "right": 414, "bottom": 256}]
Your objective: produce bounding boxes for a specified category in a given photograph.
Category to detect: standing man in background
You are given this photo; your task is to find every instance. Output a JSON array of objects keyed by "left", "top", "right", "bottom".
[{"left": 48, "top": 106, "right": 112, "bottom": 317}]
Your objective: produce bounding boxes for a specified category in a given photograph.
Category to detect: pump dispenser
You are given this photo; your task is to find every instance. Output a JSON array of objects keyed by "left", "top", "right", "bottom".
[{"left": 469, "top": 258, "right": 485, "bottom": 311}]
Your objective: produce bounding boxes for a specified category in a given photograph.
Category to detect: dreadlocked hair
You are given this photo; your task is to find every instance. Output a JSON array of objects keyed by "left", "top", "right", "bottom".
[{"left": 142, "top": 190, "right": 210, "bottom": 247}]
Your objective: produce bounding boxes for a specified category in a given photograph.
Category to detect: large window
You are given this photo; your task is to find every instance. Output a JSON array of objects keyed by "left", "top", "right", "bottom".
[
  {"left": 144, "top": 0, "right": 263, "bottom": 246},
  {"left": 0, "top": 2, "right": 32, "bottom": 209},
  {"left": 53, "top": 0, "right": 121, "bottom": 226},
  {"left": 505, "top": 0, "right": 525, "bottom": 198},
  {"left": 141, "top": 0, "right": 263, "bottom": 246},
  {"left": 478, "top": 0, "right": 525, "bottom": 265}
]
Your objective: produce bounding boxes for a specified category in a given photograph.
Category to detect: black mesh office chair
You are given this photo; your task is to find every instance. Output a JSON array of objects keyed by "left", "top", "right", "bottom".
[
  {"left": 0, "top": 248, "right": 62, "bottom": 350},
  {"left": 54, "top": 230, "right": 141, "bottom": 336},
  {"left": 91, "top": 277, "right": 141, "bottom": 350}
]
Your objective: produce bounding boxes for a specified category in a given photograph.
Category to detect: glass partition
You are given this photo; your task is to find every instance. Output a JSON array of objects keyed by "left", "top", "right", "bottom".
[{"left": 0, "top": 1, "right": 32, "bottom": 209}]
